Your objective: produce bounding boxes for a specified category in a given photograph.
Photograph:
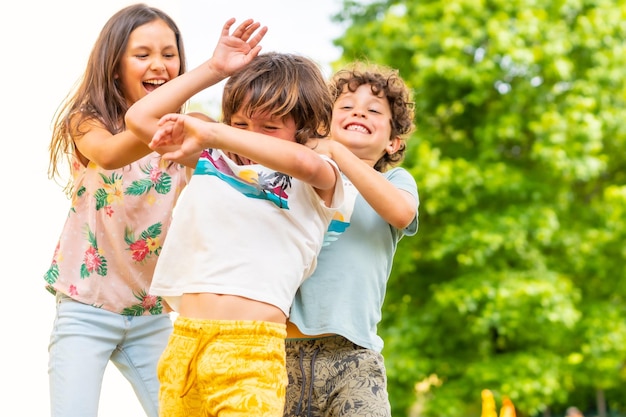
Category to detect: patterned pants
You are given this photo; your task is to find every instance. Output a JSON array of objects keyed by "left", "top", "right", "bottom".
[
  {"left": 284, "top": 336, "right": 391, "bottom": 417},
  {"left": 158, "top": 316, "right": 287, "bottom": 416}
]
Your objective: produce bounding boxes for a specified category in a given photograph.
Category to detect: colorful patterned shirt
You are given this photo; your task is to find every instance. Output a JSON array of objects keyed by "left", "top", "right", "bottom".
[{"left": 43, "top": 152, "right": 188, "bottom": 316}]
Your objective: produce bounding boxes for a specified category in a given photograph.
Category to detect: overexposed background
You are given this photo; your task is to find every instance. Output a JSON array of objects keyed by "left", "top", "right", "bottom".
[{"left": 1, "top": 1, "right": 342, "bottom": 414}]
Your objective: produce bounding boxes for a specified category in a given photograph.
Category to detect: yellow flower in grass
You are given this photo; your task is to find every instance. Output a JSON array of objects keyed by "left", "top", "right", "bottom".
[
  {"left": 499, "top": 397, "right": 516, "bottom": 417},
  {"left": 481, "top": 390, "right": 497, "bottom": 417}
]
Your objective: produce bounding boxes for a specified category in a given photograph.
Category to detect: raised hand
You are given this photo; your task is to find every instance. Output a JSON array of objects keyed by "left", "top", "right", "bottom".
[{"left": 209, "top": 18, "right": 268, "bottom": 77}]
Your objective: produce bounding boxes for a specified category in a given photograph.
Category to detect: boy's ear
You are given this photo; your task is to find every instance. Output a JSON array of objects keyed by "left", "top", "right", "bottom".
[{"left": 387, "top": 137, "right": 401, "bottom": 154}]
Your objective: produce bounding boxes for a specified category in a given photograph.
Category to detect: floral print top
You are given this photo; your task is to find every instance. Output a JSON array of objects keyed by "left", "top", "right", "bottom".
[{"left": 43, "top": 152, "right": 188, "bottom": 315}]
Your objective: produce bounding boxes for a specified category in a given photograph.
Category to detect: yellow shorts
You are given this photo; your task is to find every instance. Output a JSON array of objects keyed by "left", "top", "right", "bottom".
[{"left": 157, "top": 316, "right": 287, "bottom": 417}]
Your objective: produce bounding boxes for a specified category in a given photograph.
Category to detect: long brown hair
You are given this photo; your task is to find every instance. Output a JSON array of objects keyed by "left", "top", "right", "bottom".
[{"left": 48, "top": 3, "right": 186, "bottom": 192}]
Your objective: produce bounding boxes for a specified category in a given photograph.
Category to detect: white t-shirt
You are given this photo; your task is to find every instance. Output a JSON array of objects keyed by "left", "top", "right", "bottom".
[{"left": 150, "top": 148, "right": 344, "bottom": 316}]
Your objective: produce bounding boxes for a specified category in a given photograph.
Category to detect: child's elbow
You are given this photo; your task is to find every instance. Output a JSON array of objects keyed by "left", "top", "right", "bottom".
[
  {"left": 391, "top": 206, "right": 417, "bottom": 230},
  {"left": 124, "top": 108, "right": 136, "bottom": 130},
  {"left": 393, "top": 212, "right": 416, "bottom": 230},
  {"left": 294, "top": 152, "right": 335, "bottom": 189},
  {"left": 124, "top": 109, "right": 146, "bottom": 141},
  {"left": 95, "top": 154, "right": 127, "bottom": 170}
]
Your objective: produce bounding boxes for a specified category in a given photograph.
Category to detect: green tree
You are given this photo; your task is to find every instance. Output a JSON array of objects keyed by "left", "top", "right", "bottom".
[{"left": 331, "top": 1, "right": 626, "bottom": 416}]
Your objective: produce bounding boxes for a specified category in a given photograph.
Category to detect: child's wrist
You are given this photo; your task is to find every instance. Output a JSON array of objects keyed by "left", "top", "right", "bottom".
[{"left": 205, "top": 59, "right": 229, "bottom": 81}]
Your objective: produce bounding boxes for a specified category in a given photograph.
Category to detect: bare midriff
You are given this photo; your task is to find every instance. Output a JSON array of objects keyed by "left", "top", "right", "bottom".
[{"left": 178, "top": 293, "right": 286, "bottom": 324}]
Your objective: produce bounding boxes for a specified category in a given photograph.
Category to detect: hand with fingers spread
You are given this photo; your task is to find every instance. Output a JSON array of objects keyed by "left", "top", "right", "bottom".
[{"left": 209, "top": 18, "right": 268, "bottom": 78}]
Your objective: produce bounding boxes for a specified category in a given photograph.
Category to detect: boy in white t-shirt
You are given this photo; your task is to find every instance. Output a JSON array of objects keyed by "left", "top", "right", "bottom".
[{"left": 126, "top": 19, "right": 346, "bottom": 417}]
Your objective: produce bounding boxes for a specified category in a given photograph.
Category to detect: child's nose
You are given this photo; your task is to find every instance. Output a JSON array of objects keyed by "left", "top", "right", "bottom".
[
  {"left": 150, "top": 58, "right": 166, "bottom": 71},
  {"left": 352, "top": 107, "right": 366, "bottom": 117}
]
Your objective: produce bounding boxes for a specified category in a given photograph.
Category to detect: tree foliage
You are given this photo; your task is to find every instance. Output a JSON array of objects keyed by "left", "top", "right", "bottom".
[{"left": 331, "top": 1, "right": 626, "bottom": 416}]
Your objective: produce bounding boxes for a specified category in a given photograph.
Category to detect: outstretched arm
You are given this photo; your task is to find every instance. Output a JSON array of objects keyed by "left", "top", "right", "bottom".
[
  {"left": 125, "top": 18, "right": 267, "bottom": 154},
  {"left": 151, "top": 114, "right": 338, "bottom": 196},
  {"left": 315, "top": 139, "right": 417, "bottom": 229}
]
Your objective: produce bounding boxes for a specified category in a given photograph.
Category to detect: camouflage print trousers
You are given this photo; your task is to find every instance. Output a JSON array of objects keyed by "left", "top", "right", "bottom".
[{"left": 284, "top": 336, "right": 391, "bottom": 417}]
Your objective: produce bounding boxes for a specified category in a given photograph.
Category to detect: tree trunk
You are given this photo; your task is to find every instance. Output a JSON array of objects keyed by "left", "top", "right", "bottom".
[{"left": 596, "top": 389, "right": 607, "bottom": 417}]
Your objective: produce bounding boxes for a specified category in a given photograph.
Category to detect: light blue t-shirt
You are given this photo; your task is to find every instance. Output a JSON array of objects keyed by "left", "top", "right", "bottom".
[{"left": 288, "top": 167, "right": 419, "bottom": 352}]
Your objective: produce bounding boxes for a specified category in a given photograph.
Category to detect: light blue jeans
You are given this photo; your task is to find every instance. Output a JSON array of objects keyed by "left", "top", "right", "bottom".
[{"left": 48, "top": 294, "right": 172, "bottom": 417}]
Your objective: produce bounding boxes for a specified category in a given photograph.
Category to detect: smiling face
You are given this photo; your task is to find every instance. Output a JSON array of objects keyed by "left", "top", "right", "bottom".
[
  {"left": 330, "top": 84, "right": 399, "bottom": 167},
  {"left": 116, "top": 18, "right": 181, "bottom": 106}
]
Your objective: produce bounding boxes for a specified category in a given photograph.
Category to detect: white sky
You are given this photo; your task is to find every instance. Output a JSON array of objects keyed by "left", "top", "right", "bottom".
[{"left": 1, "top": 1, "right": 343, "bottom": 414}]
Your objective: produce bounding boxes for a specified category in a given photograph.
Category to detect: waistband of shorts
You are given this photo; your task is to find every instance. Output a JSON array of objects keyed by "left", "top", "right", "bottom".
[
  {"left": 174, "top": 315, "right": 286, "bottom": 338},
  {"left": 285, "top": 334, "right": 360, "bottom": 350}
]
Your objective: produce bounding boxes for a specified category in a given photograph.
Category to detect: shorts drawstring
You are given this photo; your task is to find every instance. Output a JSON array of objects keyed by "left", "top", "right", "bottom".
[
  {"left": 306, "top": 348, "right": 318, "bottom": 417},
  {"left": 295, "top": 345, "right": 319, "bottom": 417},
  {"left": 180, "top": 334, "right": 211, "bottom": 398},
  {"left": 295, "top": 347, "right": 306, "bottom": 414}
]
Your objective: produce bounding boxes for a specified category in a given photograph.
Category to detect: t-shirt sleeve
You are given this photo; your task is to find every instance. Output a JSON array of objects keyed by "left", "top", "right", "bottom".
[
  {"left": 318, "top": 154, "right": 345, "bottom": 210},
  {"left": 386, "top": 167, "right": 419, "bottom": 236}
]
